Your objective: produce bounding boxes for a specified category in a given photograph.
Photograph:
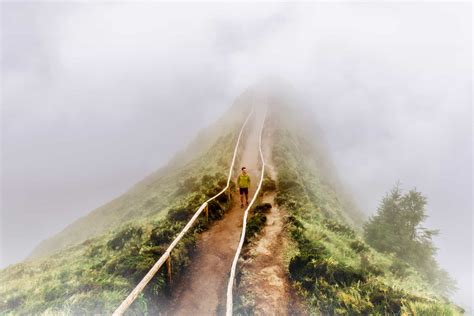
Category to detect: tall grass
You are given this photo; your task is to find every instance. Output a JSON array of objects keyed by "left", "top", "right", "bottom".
[
  {"left": 0, "top": 131, "right": 240, "bottom": 315},
  {"left": 272, "top": 124, "right": 462, "bottom": 315}
]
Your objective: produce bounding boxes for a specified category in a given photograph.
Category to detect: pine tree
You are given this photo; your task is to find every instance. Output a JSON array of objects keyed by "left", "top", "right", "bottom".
[{"left": 364, "top": 184, "right": 456, "bottom": 295}]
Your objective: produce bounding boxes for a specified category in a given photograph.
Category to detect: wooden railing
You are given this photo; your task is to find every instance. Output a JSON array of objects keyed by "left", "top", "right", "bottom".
[
  {"left": 112, "top": 107, "right": 254, "bottom": 316},
  {"left": 226, "top": 106, "right": 267, "bottom": 316}
]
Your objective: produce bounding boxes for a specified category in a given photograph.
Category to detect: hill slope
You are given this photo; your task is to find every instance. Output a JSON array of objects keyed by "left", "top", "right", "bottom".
[
  {"left": 1, "top": 91, "right": 252, "bottom": 314},
  {"left": 264, "top": 89, "right": 462, "bottom": 315},
  {"left": 28, "top": 95, "right": 252, "bottom": 260},
  {"left": 1, "top": 86, "right": 461, "bottom": 315}
]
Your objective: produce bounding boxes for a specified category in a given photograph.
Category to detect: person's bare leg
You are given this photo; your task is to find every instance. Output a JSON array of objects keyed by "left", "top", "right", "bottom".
[
  {"left": 240, "top": 193, "right": 244, "bottom": 207},
  {"left": 245, "top": 192, "right": 249, "bottom": 205}
]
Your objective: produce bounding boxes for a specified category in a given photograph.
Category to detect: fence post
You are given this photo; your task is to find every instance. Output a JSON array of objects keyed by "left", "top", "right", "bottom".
[
  {"left": 205, "top": 203, "right": 209, "bottom": 222},
  {"left": 111, "top": 108, "right": 254, "bottom": 316}
]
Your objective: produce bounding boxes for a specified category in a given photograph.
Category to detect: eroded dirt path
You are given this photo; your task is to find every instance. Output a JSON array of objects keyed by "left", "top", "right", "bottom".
[
  {"left": 237, "top": 128, "right": 304, "bottom": 316},
  {"left": 239, "top": 190, "right": 291, "bottom": 314},
  {"left": 165, "top": 112, "right": 264, "bottom": 316}
]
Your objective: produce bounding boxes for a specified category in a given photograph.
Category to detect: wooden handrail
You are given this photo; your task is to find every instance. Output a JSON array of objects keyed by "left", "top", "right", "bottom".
[
  {"left": 226, "top": 106, "right": 267, "bottom": 316},
  {"left": 112, "top": 107, "right": 254, "bottom": 316}
]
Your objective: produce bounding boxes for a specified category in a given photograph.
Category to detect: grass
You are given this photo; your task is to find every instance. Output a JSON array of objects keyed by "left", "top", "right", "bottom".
[
  {"left": 0, "top": 125, "right": 243, "bottom": 315},
  {"left": 271, "top": 111, "right": 463, "bottom": 315},
  {"left": 1, "top": 103, "right": 464, "bottom": 315},
  {"left": 244, "top": 203, "right": 272, "bottom": 244}
]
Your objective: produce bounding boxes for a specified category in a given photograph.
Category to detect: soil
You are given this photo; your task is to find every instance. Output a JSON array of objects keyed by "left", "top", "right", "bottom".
[
  {"left": 237, "top": 129, "right": 305, "bottom": 316},
  {"left": 164, "top": 108, "right": 304, "bottom": 316},
  {"left": 164, "top": 112, "right": 262, "bottom": 316}
]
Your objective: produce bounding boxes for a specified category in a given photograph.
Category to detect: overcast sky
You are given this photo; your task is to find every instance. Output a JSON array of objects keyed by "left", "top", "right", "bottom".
[{"left": 1, "top": 2, "right": 471, "bottom": 310}]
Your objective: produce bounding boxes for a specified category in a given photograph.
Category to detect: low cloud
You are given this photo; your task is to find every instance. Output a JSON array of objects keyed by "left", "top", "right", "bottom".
[{"left": 2, "top": 1, "right": 471, "bottom": 309}]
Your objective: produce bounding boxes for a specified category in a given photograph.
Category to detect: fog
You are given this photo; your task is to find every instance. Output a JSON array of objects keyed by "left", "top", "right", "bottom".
[{"left": 1, "top": 2, "right": 471, "bottom": 310}]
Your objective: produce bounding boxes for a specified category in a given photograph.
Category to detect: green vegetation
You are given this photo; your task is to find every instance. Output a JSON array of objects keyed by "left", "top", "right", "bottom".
[
  {"left": 364, "top": 184, "right": 457, "bottom": 296},
  {"left": 261, "top": 172, "right": 277, "bottom": 193},
  {"left": 271, "top": 108, "right": 462, "bottom": 315},
  {"left": 0, "top": 122, "right": 243, "bottom": 314},
  {"left": 245, "top": 203, "right": 272, "bottom": 244},
  {"left": 0, "top": 173, "right": 232, "bottom": 315},
  {"left": 1, "top": 100, "right": 463, "bottom": 315},
  {"left": 28, "top": 104, "right": 250, "bottom": 260}
]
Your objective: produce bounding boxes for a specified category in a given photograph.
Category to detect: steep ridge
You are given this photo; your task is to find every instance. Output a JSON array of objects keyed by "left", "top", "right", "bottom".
[
  {"left": 263, "top": 89, "right": 462, "bottom": 315},
  {"left": 0, "top": 91, "right": 256, "bottom": 315},
  {"left": 28, "top": 95, "right": 253, "bottom": 260},
  {"left": 1, "top": 85, "right": 462, "bottom": 315},
  {"left": 164, "top": 109, "right": 264, "bottom": 315},
  {"left": 236, "top": 124, "right": 300, "bottom": 315}
]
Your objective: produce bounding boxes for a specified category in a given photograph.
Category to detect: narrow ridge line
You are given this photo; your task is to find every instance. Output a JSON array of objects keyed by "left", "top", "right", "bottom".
[
  {"left": 226, "top": 104, "right": 268, "bottom": 316},
  {"left": 112, "top": 107, "right": 254, "bottom": 316}
]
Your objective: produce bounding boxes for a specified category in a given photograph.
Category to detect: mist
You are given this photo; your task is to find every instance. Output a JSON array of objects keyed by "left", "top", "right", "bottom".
[{"left": 1, "top": 2, "right": 471, "bottom": 310}]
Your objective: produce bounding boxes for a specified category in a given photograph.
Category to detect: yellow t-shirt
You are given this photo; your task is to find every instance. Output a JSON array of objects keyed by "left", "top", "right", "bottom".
[{"left": 237, "top": 173, "right": 251, "bottom": 188}]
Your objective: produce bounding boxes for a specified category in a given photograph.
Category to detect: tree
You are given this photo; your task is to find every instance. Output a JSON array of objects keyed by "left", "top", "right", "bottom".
[{"left": 364, "top": 184, "right": 456, "bottom": 296}]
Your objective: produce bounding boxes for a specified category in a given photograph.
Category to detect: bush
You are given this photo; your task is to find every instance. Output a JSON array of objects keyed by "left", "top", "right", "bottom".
[
  {"left": 254, "top": 203, "right": 272, "bottom": 214},
  {"left": 403, "top": 301, "right": 463, "bottom": 315},
  {"left": 389, "top": 259, "right": 411, "bottom": 279},
  {"left": 150, "top": 221, "right": 183, "bottom": 245},
  {"left": 274, "top": 192, "right": 286, "bottom": 206},
  {"left": 244, "top": 203, "right": 272, "bottom": 243},
  {"left": 350, "top": 239, "right": 369, "bottom": 254},
  {"left": 323, "top": 218, "right": 355, "bottom": 238},
  {"left": 208, "top": 200, "right": 225, "bottom": 220},
  {"left": 176, "top": 177, "right": 199, "bottom": 195},
  {"left": 289, "top": 255, "right": 366, "bottom": 290},
  {"left": 107, "top": 227, "right": 143, "bottom": 251},
  {"left": 3, "top": 294, "right": 26, "bottom": 311},
  {"left": 105, "top": 252, "right": 157, "bottom": 283},
  {"left": 262, "top": 176, "right": 277, "bottom": 192},
  {"left": 167, "top": 207, "right": 194, "bottom": 222}
]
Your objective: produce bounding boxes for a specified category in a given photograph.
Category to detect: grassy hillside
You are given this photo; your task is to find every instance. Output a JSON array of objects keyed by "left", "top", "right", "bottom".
[
  {"left": 1, "top": 95, "right": 252, "bottom": 314},
  {"left": 28, "top": 96, "right": 252, "bottom": 260},
  {"left": 268, "top": 101, "right": 462, "bottom": 315},
  {"left": 1, "top": 86, "right": 462, "bottom": 315}
]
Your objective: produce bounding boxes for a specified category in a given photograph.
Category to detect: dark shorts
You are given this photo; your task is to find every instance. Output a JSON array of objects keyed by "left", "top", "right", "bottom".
[{"left": 239, "top": 187, "right": 249, "bottom": 195}]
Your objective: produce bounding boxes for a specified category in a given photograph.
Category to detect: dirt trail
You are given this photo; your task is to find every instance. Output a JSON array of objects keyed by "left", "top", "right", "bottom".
[
  {"left": 238, "top": 128, "right": 304, "bottom": 315},
  {"left": 165, "top": 112, "right": 263, "bottom": 316}
]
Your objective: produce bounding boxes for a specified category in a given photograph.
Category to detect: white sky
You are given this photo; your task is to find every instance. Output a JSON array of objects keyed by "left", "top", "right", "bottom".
[{"left": 1, "top": 1, "right": 472, "bottom": 310}]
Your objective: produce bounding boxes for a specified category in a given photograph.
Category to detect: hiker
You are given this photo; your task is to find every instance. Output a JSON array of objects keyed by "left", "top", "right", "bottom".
[{"left": 237, "top": 166, "right": 251, "bottom": 208}]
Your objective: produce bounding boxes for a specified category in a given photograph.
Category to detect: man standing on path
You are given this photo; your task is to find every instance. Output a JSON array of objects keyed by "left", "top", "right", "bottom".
[{"left": 237, "top": 167, "right": 251, "bottom": 208}]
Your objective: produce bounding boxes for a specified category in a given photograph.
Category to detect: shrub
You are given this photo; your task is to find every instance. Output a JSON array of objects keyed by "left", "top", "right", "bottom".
[
  {"left": 107, "top": 227, "right": 143, "bottom": 251},
  {"left": 323, "top": 218, "right": 355, "bottom": 238},
  {"left": 43, "top": 285, "right": 65, "bottom": 302},
  {"left": 176, "top": 177, "right": 199, "bottom": 195},
  {"left": 262, "top": 176, "right": 277, "bottom": 192},
  {"left": 3, "top": 294, "right": 26, "bottom": 311},
  {"left": 350, "top": 239, "right": 369, "bottom": 254},
  {"left": 208, "top": 200, "right": 225, "bottom": 220},
  {"left": 289, "top": 255, "right": 366, "bottom": 290},
  {"left": 105, "top": 252, "right": 157, "bottom": 283},
  {"left": 150, "top": 221, "right": 183, "bottom": 245},
  {"left": 403, "top": 301, "right": 463, "bottom": 315},
  {"left": 167, "top": 207, "right": 194, "bottom": 222},
  {"left": 389, "top": 259, "right": 411, "bottom": 279},
  {"left": 254, "top": 203, "right": 272, "bottom": 214},
  {"left": 244, "top": 203, "right": 272, "bottom": 243}
]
